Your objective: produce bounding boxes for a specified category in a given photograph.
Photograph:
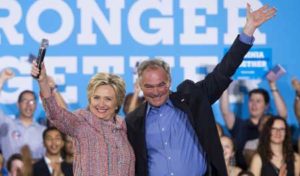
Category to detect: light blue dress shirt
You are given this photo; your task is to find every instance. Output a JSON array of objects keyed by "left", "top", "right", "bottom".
[
  {"left": 144, "top": 33, "right": 254, "bottom": 176},
  {"left": 0, "top": 110, "right": 45, "bottom": 161},
  {"left": 145, "top": 100, "right": 207, "bottom": 176}
]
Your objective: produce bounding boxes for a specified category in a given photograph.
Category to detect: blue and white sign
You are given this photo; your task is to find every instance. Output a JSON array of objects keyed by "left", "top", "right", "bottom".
[{"left": 233, "top": 49, "right": 272, "bottom": 80}]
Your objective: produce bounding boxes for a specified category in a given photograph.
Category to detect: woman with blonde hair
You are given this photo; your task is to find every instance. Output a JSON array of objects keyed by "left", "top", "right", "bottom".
[{"left": 31, "top": 61, "right": 135, "bottom": 176}]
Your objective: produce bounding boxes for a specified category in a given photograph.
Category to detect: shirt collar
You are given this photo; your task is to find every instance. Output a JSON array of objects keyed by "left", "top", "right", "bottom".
[
  {"left": 15, "top": 119, "right": 38, "bottom": 127},
  {"left": 44, "top": 156, "right": 63, "bottom": 174},
  {"left": 146, "top": 99, "right": 174, "bottom": 116},
  {"left": 44, "top": 156, "right": 63, "bottom": 164}
]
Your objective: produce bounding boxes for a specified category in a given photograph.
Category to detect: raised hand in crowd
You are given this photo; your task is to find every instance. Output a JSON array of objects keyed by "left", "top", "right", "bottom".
[
  {"left": 292, "top": 78, "right": 300, "bottom": 120},
  {"left": 268, "top": 80, "right": 287, "bottom": 118},
  {"left": 0, "top": 68, "right": 14, "bottom": 91},
  {"left": 127, "top": 81, "right": 143, "bottom": 114}
]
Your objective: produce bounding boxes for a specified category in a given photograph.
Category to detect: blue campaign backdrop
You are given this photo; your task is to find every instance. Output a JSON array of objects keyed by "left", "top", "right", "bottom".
[{"left": 0, "top": 0, "right": 300, "bottom": 129}]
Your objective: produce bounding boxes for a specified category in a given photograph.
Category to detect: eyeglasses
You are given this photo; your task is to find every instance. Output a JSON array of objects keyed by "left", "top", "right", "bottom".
[
  {"left": 271, "top": 127, "right": 286, "bottom": 133},
  {"left": 20, "top": 99, "right": 36, "bottom": 105}
]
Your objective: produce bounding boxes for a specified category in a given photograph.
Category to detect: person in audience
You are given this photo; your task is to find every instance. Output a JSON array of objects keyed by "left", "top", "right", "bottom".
[
  {"left": 123, "top": 82, "right": 144, "bottom": 115},
  {"left": 31, "top": 62, "right": 135, "bottom": 175},
  {"left": 220, "top": 136, "right": 242, "bottom": 176},
  {"left": 0, "top": 153, "right": 8, "bottom": 176},
  {"left": 6, "top": 153, "right": 23, "bottom": 176},
  {"left": 243, "top": 114, "right": 271, "bottom": 166},
  {"left": 33, "top": 127, "right": 72, "bottom": 176},
  {"left": 292, "top": 78, "right": 300, "bottom": 121},
  {"left": 61, "top": 135, "right": 74, "bottom": 164},
  {"left": 249, "top": 117, "right": 300, "bottom": 176},
  {"left": 0, "top": 68, "right": 45, "bottom": 162},
  {"left": 292, "top": 77, "right": 300, "bottom": 153},
  {"left": 216, "top": 123, "right": 224, "bottom": 137},
  {"left": 220, "top": 80, "right": 287, "bottom": 169},
  {"left": 125, "top": 4, "right": 277, "bottom": 175}
]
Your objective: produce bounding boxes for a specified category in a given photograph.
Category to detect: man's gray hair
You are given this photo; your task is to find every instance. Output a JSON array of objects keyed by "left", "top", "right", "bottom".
[{"left": 137, "top": 59, "right": 171, "bottom": 81}]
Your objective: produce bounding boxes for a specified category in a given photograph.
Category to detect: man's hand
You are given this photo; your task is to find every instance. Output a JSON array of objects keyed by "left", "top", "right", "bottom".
[
  {"left": 243, "top": 3, "right": 277, "bottom": 36},
  {"left": 0, "top": 68, "right": 15, "bottom": 81},
  {"left": 292, "top": 78, "right": 300, "bottom": 93}
]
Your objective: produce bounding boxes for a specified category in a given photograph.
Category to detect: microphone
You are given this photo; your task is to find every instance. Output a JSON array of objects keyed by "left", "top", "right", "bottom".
[{"left": 34, "top": 39, "right": 49, "bottom": 79}]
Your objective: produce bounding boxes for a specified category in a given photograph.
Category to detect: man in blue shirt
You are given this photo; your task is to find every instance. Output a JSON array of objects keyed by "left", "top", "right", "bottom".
[
  {"left": 125, "top": 4, "right": 277, "bottom": 176},
  {"left": 0, "top": 68, "right": 45, "bottom": 162}
]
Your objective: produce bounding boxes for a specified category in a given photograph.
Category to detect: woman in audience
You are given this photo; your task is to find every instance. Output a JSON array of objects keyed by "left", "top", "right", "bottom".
[
  {"left": 31, "top": 61, "right": 135, "bottom": 175},
  {"left": 220, "top": 136, "right": 242, "bottom": 176},
  {"left": 250, "top": 117, "right": 300, "bottom": 176},
  {"left": 62, "top": 135, "right": 74, "bottom": 164}
]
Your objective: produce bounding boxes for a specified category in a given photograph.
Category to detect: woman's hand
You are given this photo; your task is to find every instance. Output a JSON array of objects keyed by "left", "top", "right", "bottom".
[
  {"left": 31, "top": 60, "right": 47, "bottom": 83},
  {"left": 31, "top": 60, "right": 52, "bottom": 98}
]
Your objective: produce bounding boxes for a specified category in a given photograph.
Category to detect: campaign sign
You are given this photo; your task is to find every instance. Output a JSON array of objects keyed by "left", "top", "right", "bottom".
[{"left": 231, "top": 49, "right": 272, "bottom": 80}]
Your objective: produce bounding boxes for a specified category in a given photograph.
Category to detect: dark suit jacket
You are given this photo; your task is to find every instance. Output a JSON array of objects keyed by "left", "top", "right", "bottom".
[
  {"left": 125, "top": 35, "right": 252, "bottom": 176},
  {"left": 33, "top": 158, "right": 73, "bottom": 176}
]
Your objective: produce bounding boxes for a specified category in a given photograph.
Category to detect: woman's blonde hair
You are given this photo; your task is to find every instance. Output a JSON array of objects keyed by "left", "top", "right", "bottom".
[{"left": 87, "top": 73, "right": 126, "bottom": 113}]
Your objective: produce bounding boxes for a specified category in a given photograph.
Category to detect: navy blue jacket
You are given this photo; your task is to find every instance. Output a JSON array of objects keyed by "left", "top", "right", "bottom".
[{"left": 126, "top": 36, "right": 252, "bottom": 176}]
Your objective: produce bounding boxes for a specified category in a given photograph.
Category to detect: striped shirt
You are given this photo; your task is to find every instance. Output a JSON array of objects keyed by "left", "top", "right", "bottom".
[{"left": 44, "top": 95, "right": 135, "bottom": 176}]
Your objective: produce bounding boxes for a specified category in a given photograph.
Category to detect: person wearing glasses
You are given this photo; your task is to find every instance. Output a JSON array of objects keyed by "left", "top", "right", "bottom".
[
  {"left": 249, "top": 117, "right": 300, "bottom": 176},
  {"left": 0, "top": 68, "right": 46, "bottom": 162}
]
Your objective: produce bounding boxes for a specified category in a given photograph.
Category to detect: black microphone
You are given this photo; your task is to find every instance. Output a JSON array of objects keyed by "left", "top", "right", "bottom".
[{"left": 34, "top": 38, "right": 49, "bottom": 79}]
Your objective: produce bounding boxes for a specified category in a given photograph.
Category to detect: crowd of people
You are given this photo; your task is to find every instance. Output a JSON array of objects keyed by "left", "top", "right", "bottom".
[{"left": 1, "top": 3, "right": 299, "bottom": 176}]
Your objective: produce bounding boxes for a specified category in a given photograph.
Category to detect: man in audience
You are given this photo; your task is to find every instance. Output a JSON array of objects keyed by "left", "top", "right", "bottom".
[
  {"left": 0, "top": 68, "right": 45, "bottom": 161},
  {"left": 33, "top": 127, "right": 72, "bottom": 176}
]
